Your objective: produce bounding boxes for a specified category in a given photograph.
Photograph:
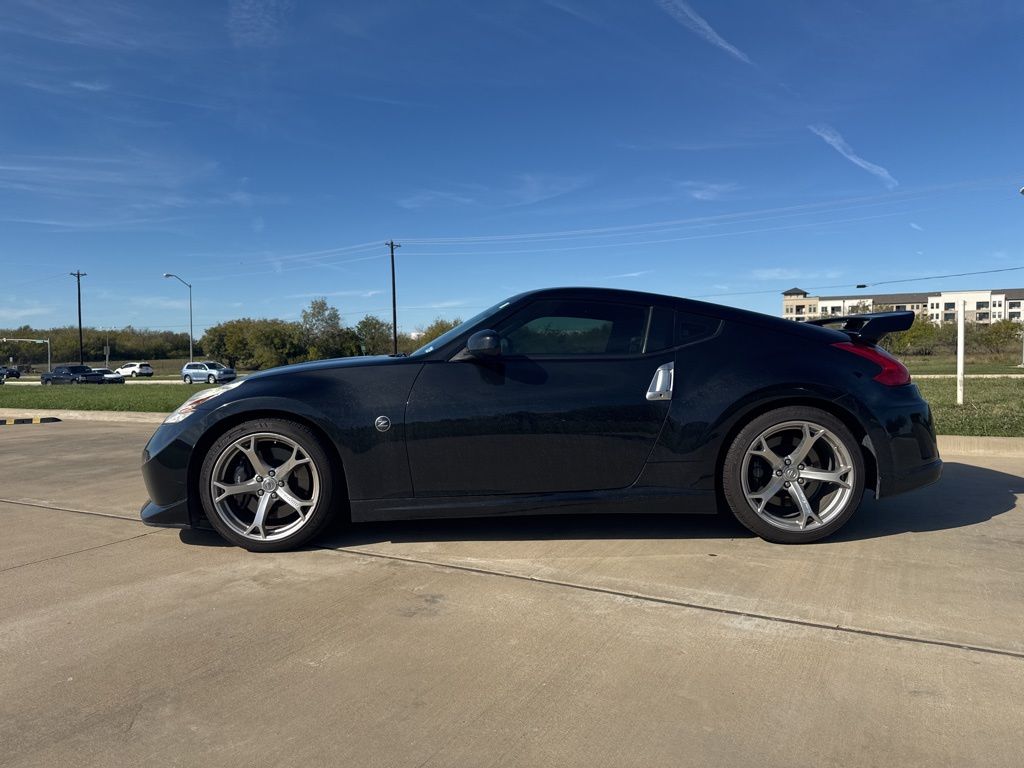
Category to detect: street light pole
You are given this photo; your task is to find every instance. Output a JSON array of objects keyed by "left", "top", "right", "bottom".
[{"left": 163, "top": 273, "right": 193, "bottom": 363}]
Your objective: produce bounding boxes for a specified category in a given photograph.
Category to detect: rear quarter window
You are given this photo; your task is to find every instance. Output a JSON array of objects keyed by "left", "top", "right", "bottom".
[{"left": 644, "top": 308, "right": 721, "bottom": 352}]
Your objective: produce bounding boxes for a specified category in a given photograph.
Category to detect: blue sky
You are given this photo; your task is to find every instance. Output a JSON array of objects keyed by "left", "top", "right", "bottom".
[{"left": 2, "top": 0, "right": 1022, "bottom": 335}]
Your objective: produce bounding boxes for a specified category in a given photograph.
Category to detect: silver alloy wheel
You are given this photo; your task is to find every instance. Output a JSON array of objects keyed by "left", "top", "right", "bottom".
[
  {"left": 184, "top": 375, "right": 192, "bottom": 384},
  {"left": 740, "top": 420, "right": 855, "bottom": 532},
  {"left": 207, "top": 375, "right": 216, "bottom": 384},
  {"left": 208, "top": 432, "right": 321, "bottom": 542}
]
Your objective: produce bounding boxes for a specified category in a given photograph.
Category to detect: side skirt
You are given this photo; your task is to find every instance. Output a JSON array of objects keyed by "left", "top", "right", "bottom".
[{"left": 349, "top": 487, "right": 717, "bottom": 523}]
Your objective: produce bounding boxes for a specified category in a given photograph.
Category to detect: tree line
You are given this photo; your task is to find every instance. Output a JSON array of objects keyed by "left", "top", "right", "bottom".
[{"left": 1, "top": 298, "right": 461, "bottom": 370}]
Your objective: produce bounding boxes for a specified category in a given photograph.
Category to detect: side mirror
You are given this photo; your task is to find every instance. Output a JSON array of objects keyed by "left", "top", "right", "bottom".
[{"left": 466, "top": 329, "right": 501, "bottom": 358}]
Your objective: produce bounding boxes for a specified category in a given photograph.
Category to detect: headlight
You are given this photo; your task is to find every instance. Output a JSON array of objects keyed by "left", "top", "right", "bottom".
[{"left": 164, "top": 380, "right": 245, "bottom": 424}]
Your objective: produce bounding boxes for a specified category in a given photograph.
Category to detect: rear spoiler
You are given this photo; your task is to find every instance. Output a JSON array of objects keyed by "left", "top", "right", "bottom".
[{"left": 806, "top": 310, "right": 915, "bottom": 345}]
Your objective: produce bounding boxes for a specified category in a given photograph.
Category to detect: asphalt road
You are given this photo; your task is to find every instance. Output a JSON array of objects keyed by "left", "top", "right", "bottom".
[{"left": 2, "top": 421, "right": 1023, "bottom": 767}]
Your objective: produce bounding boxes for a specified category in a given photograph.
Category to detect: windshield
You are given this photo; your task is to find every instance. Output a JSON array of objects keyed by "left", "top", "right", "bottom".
[
  {"left": 205, "top": 362, "right": 225, "bottom": 369},
  {"left": 409, "top": 300, "right": 512, "bottom": 357},
  {"left": 68, "top": 366, "right": 90, "bottom": 373}
]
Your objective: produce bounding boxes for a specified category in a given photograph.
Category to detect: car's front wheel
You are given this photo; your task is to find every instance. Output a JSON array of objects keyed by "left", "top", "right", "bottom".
[
  {"left": 207, "top": 374, "right": 216, "bottom": 384},
  {"left": 722, "top": 406, "right": 865, "bottom": 543},
  {"left": 198, "top": 418, "right": 338, "bottom": 552},
  {"left": 131, "top": 371, "right": 137, "bottom": 378}
]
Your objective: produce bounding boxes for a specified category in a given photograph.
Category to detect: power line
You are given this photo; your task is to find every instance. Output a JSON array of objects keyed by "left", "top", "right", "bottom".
[{"left": 692, "top": 265, "right": 1024, "bottom": 300}]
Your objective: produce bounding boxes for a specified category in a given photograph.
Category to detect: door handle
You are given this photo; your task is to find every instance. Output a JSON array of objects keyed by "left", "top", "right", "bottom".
[{"left": 646, "top": 362, "right": 674, "bottom": 401}]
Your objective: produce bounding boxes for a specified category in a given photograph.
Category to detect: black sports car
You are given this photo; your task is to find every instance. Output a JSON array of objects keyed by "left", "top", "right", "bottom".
[{"left": 141, "top": 287, "right": 940, "bottom": 551}]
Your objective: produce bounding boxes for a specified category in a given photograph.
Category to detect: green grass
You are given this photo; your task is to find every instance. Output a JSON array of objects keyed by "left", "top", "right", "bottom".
[
  {"left": 0, "top": 383, "right": 212, "bottom": 412},
  {"left": 903, "top": 354, "right": 1024, "bottom": 375},
  {"left": 916, "top": 378, "right": 1024, "bottom": 437}
]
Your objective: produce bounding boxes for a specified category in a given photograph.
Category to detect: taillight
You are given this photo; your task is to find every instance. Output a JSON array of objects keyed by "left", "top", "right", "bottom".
[{"left": 832, "top": 341, "right": 911, "bottom": 386}]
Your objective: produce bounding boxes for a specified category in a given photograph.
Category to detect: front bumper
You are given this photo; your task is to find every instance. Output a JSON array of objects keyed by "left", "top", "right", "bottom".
[{"left": 139, "top": 415, "right": 208, "bottom": 529}]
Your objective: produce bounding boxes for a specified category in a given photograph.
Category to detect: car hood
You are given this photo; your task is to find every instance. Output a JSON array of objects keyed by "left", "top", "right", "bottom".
[{"left": 245, "top": 355, "right": 403, "bottom": 381}]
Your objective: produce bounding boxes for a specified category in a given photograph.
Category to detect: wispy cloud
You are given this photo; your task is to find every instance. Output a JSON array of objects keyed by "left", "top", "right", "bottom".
[
  {"left": 505, "top": 173, "right": 589, "bottom": 207},
  {"left": 544, "top": 0, "right": 605, "bottom": 27},
  {"left": 808, "top": 124, "right": 898, "bottom": 190},
  {"left": 285, "top": 289, "right": 383, "bottom": 299},
  {"left": 675, "top": 180, "right": 739, "bottom": 201},
  {"left": 909, "top": 222, "right": 924, "bottom": 231},
  {"left": 130, "top": 296, "right": 189, "bottom": 311},
  {"left": 398, "top": 174, "right": 589, "bottom": 210},
  {"left": 751, "top": 267, "right": 844, "bottom": 281},
  {"left": 70, "top": 80, "right": 110, "bottom": 92},
  {"left": 605, "top": 270, "right": 653, "bottom": 279},
  {"left": 227, "top": 0, "right": 292, "bottom": 48},
  {"left": 0, "top": 305, "right": 53, "bottom": 322},
  {"left": 397, "top": 189, "right": 478, "bottom": 210},
  {"left": 655, "top": 0, "right": 751, "bottom": 64}
]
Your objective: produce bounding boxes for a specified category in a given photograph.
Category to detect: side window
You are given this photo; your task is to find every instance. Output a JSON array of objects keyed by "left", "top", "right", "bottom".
[{"left": 499, "top": 300, "right": 648, "bottom": 356}]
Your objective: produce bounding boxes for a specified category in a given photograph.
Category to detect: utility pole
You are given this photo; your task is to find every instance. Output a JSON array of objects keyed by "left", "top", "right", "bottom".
[
  {"left": 387, "top": 240, "right": 401, "bottom": 355},
  {"left": 69, "top": 271, "right": 87, "bottom": 364}
]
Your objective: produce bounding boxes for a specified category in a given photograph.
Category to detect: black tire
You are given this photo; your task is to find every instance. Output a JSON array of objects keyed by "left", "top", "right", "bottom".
[
  {"left": 43, "top": 379, "right": 52, "bottom": 386},
  {"left": 198, "top": 418, "right": 339, "bottom": 552},
  {"left": 131, "top": 371, "right": 137, "bottom": 378},
  {"left": 721, "top": 406, "right": 865, "bottom": 544},
  {"left": 72, "top": 378, "right": 80, "bottom": 385},
  {"left": 184, "top": 375, "right": 192, "bottom": 384},
  {"left": 207, "top": 374, "right": 216, "bottom": 384}
]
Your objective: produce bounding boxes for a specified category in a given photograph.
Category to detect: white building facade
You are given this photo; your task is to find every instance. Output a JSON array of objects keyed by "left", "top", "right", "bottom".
[{"left": 781, "top": 287, "right": 1024, "bottom": 324}]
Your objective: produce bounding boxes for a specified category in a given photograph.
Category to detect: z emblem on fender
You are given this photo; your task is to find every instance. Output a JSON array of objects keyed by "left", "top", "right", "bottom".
[{"left": 374, "top": 415, "right": 391, "bottom": 433}]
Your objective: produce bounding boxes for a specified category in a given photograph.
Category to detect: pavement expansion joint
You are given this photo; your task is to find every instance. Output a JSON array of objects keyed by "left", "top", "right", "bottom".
[
  {"left": 5, "top": 496, "right": 1021, "bottom": 662},
  {"left": 317, "top": 544, "right": 1024, "bottom": 662}
]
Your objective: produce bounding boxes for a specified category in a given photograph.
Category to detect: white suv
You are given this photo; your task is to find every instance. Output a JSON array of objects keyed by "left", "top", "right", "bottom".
[{"left": 115, "top": 362, "right": 154, "bottom": 378}]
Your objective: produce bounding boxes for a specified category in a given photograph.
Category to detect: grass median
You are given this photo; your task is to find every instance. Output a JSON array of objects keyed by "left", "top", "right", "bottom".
[
  {"left": 0, "top": 383, "right": 212, "bottom": 412},
  {"left": 915, "top": 378, "right": 1024, "bottom": 437}
]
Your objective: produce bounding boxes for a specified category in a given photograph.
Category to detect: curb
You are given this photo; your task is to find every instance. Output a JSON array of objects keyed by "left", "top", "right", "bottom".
[
  {"left": 0, "top": 408, "right": 166, "bottom": 425},
  {"left": 0, "top": 416, "right": 61, "bottom": 426},
  {"left": 936, "top": 435, "right": 1024, "bottom": 458}
]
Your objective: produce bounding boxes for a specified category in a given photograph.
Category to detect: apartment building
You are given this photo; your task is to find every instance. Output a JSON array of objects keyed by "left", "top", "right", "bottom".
[{"left": 781, "top": 287, "right": 1024, "bottom": 324}]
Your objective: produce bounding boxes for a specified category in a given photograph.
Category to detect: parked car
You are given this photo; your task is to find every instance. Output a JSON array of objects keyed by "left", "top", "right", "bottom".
[
  {"left": 115, "top": 362, "right": 154, "bottom": 378},
  {"left": 182, "top": 361, "right": 236, "bottom": 384},
  {"left": 91, "top": 367, "right": 126, "bottom": 384},
  {"left": 0, "top": 366, "right": 21, "bottom": 379},
  {"left": 140, "top": 287, "right": 941, "bottom": 552},
  {"left": 41, "top": 365, "right": 105, "bottom": 385}
]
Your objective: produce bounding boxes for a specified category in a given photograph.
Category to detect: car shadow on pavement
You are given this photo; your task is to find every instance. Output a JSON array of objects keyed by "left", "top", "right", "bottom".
[
  {"left": 179, "top": 460, "right": 1021, "bottom": 549},
  {"left": 831, "top": 460, "right": 1022, "bottom": 542}
]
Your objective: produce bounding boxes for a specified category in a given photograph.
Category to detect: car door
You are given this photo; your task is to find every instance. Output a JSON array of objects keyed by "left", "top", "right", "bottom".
[{"left": 405, "top": 298, "right": 676, "bottom": 497}]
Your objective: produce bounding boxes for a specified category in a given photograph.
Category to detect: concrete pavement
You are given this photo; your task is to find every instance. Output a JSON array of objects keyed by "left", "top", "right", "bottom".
[{"left": 2, "top": 420, "right": 1022, "bottom": 767}]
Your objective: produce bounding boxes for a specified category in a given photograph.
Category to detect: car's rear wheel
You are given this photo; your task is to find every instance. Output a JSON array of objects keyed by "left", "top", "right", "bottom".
[
  {"left": 722, "top": 406, "right": 865, "bottom": 543},
  {"left": 43, "top": 379, "right": 52, "bottom": 386},
  {"left": 198, "top": 418, "right": 337, "bottom": 552},
  {"left": 207, "top": 374, "right": 216, "bottom": 384},
  {"left": 184, "top": 375, "right": 192, "bottom": 384}
]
